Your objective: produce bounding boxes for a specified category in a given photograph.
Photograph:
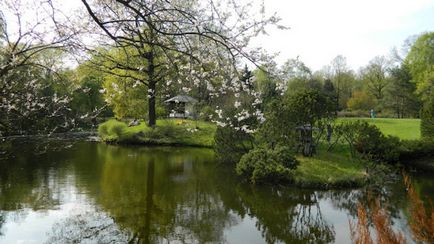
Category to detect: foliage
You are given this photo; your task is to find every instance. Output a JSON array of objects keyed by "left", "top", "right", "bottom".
[
  {"left": 286, "top": 78, "right": 323, "bottom": 95},
  {"left": 399, "top": 139, "right": 434, "bottom": 161},
  {"left": 385, "top": 65, "right": 421, "bottom": 118},
  {"left": 339, "top": 118, "right": 421, "bottom": 140},
  {"left": 421, "top": 96, "right": 434, "bottom": 140},
  {"left": 254, "top": 67, "right": 279, "bottom": 106},
  {"left": 255, "top": 98, "right": 297, "bottom": 149},
  {"left": 338, "top": 110, "right": 370, "bottom": 118},
  {"left": 332, "top": 121, "right": 401, "bottom": 163},
  {"left": 405, "top": 32, "right": 434, "bottom": 101},
  {"left": 280, "top": 58, "right": 312, "bottom": 82},
  {"left": 322, "top": 79, "right": 336, "bottom": 101},
  {"left": 98, "top": 119, "right": 216, "bottom": 147},
  {"left": 236, "top": 146, "right": 298, "bottom": 184},
  {"left": 103, "top": 77, "right": 148, "bottom": 119},
  {"left": 329, "top": 55, "right": 356, "bottom": 111},
  {"left": 0, "top": 0, "right": 81, "bottom": 135},
  {"left": 285, "top": 90, "right": 335, "bottom": 127},
  {"left": 347, "top": 91, "right": 375, "bottom": 111},
  {"left": 361, "top": 56, "right": 390, "bottom": 104},
  {"left": 214, "top": 126, "right": 254, "bottom": 164},
  {"left": 198, "top": 105, "right": 214, "bottom": 121},
  {"left": 81, "top": 0, "right": 282, "bottom": 126},
  {"left": 352, "top": 122, "right": 401, "bottom": 163},
  {"left": 98, "top": 120, "right": 127, "bottom": 141}
]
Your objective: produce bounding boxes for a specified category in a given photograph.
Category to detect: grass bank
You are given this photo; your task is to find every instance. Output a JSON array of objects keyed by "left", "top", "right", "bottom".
[
  {"left": 292, "top": 117, "right": 422, "bottom": 188},
  {"left": 98, "top": 117, "right": 426, "bottom": 188},
  {"left": 98, "top": 119, "right": 216, "bottom": 147},
  {"left": 339, "top": 117, "right": 421, "bottom": 140},
  {"left": 293, "top": 146, "right": 367, "bottom": 189}
]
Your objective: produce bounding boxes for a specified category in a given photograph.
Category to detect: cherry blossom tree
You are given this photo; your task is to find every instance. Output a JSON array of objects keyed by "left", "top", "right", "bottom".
[{"left": 79, "top": 0, "right": 284, "bottom": 127}]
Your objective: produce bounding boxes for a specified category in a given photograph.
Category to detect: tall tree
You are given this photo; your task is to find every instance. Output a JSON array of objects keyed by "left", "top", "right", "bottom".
[
  {"left": 385, "top": 65, "right": 421, "bottom": 118},
  {"left": 330, "top": 55, "right": 353, "bottom": 112},
  {"left": 361, "top": 56, "right": 390, "bottom": 108},
  {"left": 80, "top": 0, "right": 282, "bottom": 126},
  {"left": 405, "top": 32, "right": 434, "bottom": 102}
]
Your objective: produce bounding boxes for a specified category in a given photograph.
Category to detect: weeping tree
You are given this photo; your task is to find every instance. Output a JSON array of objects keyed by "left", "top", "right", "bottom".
[{"left": 79, "top": 0, "right": 283, "bottom": 126}]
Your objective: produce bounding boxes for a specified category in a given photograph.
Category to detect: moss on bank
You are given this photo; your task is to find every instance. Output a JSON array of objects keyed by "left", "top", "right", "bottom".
[{"left": 98, "top": 119, "right": 216, "bottom": 148}]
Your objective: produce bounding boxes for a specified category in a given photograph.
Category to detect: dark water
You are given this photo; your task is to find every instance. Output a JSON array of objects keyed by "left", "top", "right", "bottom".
[{"left": 0, "top": 141, "right": 433, "bottom": 243}]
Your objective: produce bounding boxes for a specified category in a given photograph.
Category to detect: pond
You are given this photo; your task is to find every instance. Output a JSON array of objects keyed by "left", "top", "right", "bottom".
[{"left": 0, "top": 140, "right": 433, "bottom": 243}]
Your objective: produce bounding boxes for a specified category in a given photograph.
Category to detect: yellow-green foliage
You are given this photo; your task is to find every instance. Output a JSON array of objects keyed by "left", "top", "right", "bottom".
[
  {"left": 347, "top": 91, "right": 375, "bottom": 111},
  {"left": 421, "top": 97, "right": 434, "bottom": 140},
  {"left": 103, "top": 75, "right": 148, "bottom": 119},
  {"left": 98, "top": 119, "right": 216, "bottom": 147},
  {"left": 98, "top": 120, "right": 127, "bottom": 142}
]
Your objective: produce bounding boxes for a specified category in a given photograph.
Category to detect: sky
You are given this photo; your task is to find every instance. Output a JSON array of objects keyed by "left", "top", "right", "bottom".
[
  {"left": 3, "top": 0, "right": 434, "bottom": 71},
  {"left": 254, "top": 0, "right": 434, "bottom": 71}
]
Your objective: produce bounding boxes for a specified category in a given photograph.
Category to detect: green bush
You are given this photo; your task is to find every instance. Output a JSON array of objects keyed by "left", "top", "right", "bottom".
[
  {"left": 140, "top": 123, "right": 177, "bottom": 141},
  {"left": 338, "top": 110, "right": 370, "bottom": 118},
  {"left": 347, "top": 121, "right": 401, "bottom": 163},
  {"left": 98, "top": 123, "right": 109, "bottom": 139},
  {"left": 108, "top": 121, "right": 127, "bottom": 138},
  {"left": 421, "top": 97, "right": 434, "bottom": 140},
  {"left": 236, "top": 146, "right": 299, "bottom": 184},
  {"left": 98, "top": 120, "right": 127, "bottom": 141},
  {"left": 399, "top": 139, "right": 434, "bottom": 160}
]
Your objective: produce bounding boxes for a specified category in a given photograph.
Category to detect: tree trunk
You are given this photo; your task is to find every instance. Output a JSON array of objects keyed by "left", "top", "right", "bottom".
[
  {"left": 148, "top": 80, "right": 156, "bottom": 127},
  {"left": 147, "top": 48, "right": 156, "bottom": 127},
  {"left": 143, "top": 159, "right": 154, "bottom": 244}
]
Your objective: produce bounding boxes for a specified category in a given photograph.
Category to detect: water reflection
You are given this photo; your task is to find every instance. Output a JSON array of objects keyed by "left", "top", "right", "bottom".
[
  {"left": 232, "top": 186, "right": 335, "bottom": 243},
  {"left": 0, "top": 141, "right": 431, "bottom": 243},
  {"left": 45, "top": 209, "right": 128, "bottom": 243},
  {"left": 92, "top": 145, "right": 237, "bottom": 243}
]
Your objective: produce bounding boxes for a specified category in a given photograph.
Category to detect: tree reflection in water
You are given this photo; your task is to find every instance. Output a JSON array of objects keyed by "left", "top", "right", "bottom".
[
  {"left": 0, "top": 213, "right": 5, "bottom": 236},
  {"left": 81, "top": 145, "right": 237, "bottom": 243},
  {"left": 45, "top": 209, "right": 129, "bottom": 243},
  {"left": 231, "top": 186, "right": 335, "bottom": 243},
  {"left": 2, "top": 141, "right": 432, "bottom": 243}
]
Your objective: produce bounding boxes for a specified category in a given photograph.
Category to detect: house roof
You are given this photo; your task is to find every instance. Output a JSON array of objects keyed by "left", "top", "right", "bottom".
[{"left": 164, "top": 95, "right": 198, "bottom": 104}]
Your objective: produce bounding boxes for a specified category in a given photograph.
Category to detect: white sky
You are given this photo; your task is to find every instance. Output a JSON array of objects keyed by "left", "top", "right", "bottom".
[
  {"left": 3, "top": 0, "right": 433, "bottom": 71},
  {"left": 254, "top": 0, "right": 434, "bottom": 70}
]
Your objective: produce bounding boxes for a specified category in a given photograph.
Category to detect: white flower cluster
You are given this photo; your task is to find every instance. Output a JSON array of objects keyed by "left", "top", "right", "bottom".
[{"left": 186, "top": 128, "right": 198, "bottom": 133}]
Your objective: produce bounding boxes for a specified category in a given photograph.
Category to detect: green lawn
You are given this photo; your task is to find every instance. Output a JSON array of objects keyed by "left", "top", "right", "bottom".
[
  {"left": 98, "top": 119, "right": 216, "bottom": 147},
  {"left": 339, "top": 117, "right": 421, "bottom": 140}
]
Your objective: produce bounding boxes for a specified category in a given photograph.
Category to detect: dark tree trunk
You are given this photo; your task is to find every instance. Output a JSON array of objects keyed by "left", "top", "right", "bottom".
[
  {"left": 147, "top": 48, "right": 156, "bottom": 127},
  {"left": 148, "top": 80, "right": 156, "bottom": 127},
  {"left": 143, "top": 159, "right": 154, "bottom": 244}
]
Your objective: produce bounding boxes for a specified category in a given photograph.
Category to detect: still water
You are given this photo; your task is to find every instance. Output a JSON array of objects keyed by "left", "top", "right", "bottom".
[{"left": 0, "top": 140, "right": 433, "bottom": 243}]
